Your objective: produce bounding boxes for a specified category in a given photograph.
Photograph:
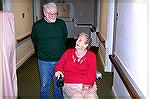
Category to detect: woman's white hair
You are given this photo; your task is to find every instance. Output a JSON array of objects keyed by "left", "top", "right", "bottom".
[
  {"left": 43, "top": 3, "right": 57, "bottom": 12},
  {"left": 79, "top": 32, "right": 92, "bottom": 49}
]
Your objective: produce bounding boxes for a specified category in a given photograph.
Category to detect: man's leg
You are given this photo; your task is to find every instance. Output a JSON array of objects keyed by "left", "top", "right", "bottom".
[
  {"left": 38, "top": 59, "right": 53, "bottom": 99},
  {"left": 52, "top": 62, "right": 63, "bottom": 99}
]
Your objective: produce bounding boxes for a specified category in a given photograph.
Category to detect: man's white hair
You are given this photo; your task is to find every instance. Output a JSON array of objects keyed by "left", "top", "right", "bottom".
[{"left": 43, "top": 3, "right": 57, "bottom": 12}]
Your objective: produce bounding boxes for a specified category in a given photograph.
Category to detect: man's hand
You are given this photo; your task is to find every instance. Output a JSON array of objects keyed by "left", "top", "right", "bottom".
[{"left": 55, "top": 71, "right": 64, "bottom": 79}]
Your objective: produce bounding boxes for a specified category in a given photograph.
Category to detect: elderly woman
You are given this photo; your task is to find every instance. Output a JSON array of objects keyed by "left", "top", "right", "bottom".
[{"left": 55, "top": 32, "right": 98, "bottom": 99}]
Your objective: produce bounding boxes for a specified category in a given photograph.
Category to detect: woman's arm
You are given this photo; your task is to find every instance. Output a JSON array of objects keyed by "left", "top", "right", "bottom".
[
  {"left": 84, "top": 52, "right": 97, "bottom": 87},
  {"left": 55, "top": 49, "right": 70, "bottom": 76}
]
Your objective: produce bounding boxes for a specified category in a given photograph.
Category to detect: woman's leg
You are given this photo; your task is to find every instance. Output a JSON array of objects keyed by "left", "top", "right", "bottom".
[
  {"left": 71, "top": 93, "right": 83, "bottom": 99},
  {"left": 63, "top": 84, "right": 84, "bottom": 99},
  {"left": 85, "top": 83, "right": 99, "bottom": 99},
  {"left": 85, "top": 93, "right": 99, "bottom": 99}
]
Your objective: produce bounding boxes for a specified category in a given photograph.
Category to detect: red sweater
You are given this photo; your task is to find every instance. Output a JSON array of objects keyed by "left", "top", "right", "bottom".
[{"left": 55, "top": 49, "right": 96, "bottom": 86}]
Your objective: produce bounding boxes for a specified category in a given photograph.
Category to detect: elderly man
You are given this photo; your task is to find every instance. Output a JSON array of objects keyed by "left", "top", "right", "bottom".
[{"left": 31, "top": 2, "right": 68, "bottom": 99}]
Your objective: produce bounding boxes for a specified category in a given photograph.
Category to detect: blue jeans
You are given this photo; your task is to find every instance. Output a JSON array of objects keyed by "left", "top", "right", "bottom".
[{"left": 38, "top": 59, "right": 62, "bottom": 99}]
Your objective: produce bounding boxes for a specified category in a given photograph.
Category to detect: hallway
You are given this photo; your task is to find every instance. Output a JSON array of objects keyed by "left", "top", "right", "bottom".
[
  {"left": 17, "top": 39, "right": 116, "bottom": 99},
  {"left": 1, "top": 0, "right": 149, "bottom": 98}
]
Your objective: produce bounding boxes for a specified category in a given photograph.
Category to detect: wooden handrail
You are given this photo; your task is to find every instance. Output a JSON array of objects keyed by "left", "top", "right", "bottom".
[
  {"left": 96, "top": 32, "right": 106, "bottom": 49},
  {"left": 16, "top": 34, "right": 31, "bottom": 43},
  {"left": 109, "top": 54, "right": 140, "bottom": 99},
  {"left": 96, "top": 32, "right": 106, "bottom": 44}
]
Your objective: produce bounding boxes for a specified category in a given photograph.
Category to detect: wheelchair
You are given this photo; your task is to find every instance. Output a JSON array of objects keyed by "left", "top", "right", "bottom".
[{"left": 57, "top": 71, "right": 102, "bottom": 99}]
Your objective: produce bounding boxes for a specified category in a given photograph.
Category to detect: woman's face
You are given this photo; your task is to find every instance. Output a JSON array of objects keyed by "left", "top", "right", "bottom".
[
  {"left": 44, "top": 8, "right": 57, "bottom": 22},
  {"left": 75, "top": 34, "right": 88, "bottom": 51}
]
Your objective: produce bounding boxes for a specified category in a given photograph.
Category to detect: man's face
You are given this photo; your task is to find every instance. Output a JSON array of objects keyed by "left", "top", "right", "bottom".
[{"left": 44, "top": 8, "right": 57, "bottom": 22}]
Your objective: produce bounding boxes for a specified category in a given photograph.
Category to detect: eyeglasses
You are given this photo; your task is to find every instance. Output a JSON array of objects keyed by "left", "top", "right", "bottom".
[{"left": 47, "top": 12, "right": 58, "bottom": 16}]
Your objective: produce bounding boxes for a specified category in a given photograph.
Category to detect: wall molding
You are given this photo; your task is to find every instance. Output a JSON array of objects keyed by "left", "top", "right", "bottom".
[
  {"left": 112, "top": 87, "right": 118, "bottom": 99},
  {"left": 110, "top": 54, "right": 143, "bottom": 98},
  {"left": 17, "top": 49, "right": 34, "bottom": 69}
]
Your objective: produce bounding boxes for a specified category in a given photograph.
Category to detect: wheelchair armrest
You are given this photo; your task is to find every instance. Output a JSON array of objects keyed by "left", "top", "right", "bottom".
[{"left": 96, "top": 71, "right": 102, "bottom": 80}]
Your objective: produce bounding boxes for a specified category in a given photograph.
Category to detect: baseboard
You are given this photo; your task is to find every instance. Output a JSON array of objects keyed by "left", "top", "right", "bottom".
[
  {"left": 112, "top": 87, "right": 118, "bottom": 99},
  {"left": 17, "top": 49, "right": 35, "bottom": 69}
]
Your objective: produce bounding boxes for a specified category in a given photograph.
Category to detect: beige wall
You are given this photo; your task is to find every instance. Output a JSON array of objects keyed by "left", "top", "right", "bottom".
[
  {"left": 10, "top": 0, "right": 34, "bottom": 68},
  {"left": 98, "top": 0, "right": 109, "bottom": 66},
  {"left": 99, "top": 0, "right": 108, "bottom": 38},
  {"left": 16, "top": 38, "right": 34, "bottom": 69},
  {"left": 12, "top": 0, "right": 33, "bottom": 39}
]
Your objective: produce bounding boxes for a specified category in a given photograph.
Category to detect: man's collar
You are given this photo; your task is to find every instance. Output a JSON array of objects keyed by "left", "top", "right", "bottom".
[{"left": 44, "top": 17, "right": 56, "bottom": 23}]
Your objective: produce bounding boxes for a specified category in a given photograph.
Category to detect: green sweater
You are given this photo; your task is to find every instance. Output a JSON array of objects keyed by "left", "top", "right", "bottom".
[{"left": 31, "top": 18, "right": 68, "bottom": 61}]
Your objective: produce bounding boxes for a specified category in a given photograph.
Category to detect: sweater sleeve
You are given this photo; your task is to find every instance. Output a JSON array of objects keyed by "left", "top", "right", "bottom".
[
  {"left": 31, "top": 23, "right": 37, "bottom": 50},
  {"left": 55, "top": 49, "right": 70, "bottom": 74},
  {"left": 62, "top": 21, "right": 68, "bottom": 43},
  {"left": 84, "top": 52, "right": 97, "bottom": 87}
]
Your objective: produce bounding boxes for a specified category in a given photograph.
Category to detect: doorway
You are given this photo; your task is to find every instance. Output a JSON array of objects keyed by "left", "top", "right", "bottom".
[{"left": 0, "top": 0, "right": 2, "bottom": 10}]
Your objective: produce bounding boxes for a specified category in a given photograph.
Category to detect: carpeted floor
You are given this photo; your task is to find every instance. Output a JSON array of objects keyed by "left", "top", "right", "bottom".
[{"left": 17, "top": 38, "right": 116, "bottom": 99}]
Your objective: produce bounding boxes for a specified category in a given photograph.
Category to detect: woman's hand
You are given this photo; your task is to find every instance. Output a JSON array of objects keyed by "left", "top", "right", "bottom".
[
  {"left": 55, "top": 71, "right": 64, "bottom": 79},
  {"left": 82, "top": 85, "right": 90, "bottom": 96}
]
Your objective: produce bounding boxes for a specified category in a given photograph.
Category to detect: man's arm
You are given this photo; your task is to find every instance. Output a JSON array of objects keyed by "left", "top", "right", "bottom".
[{"left": 63, "top": 21, "right": 68, "bottom": 43}]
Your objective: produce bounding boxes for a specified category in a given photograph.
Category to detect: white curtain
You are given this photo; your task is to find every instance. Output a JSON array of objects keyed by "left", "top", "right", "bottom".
[{"left": 1, "top": 11, "right": 18, "bottom": 99}]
